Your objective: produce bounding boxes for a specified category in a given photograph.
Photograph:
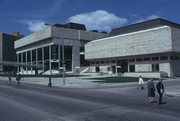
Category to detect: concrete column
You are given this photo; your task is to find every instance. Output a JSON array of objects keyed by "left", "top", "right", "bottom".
[
  {"left": 72, "top": 46, "right": 80, "bottom": 73},
  {"left": 58, "top": 45, "right": 61, "bottom": 68},
  {"left": 49, "top": 45, "right": 52, "bottom": 74},
  {"left": 42, "top": 47, "right": 45, "bottom": 71},
  {"left": 26, "top": 51, "right": 28, "bottom": 73},
  {"left": 21, "top": 53, "right": 23, "bottom": 73},
  {"left": 30, "top": 50, "right": 33, "bottom": 73},
  {"left": 36, "top": 49, "right": 38, "bottom": 66},
  {"left": 17, "top": 54, "right": 19, "bottom": 73}
]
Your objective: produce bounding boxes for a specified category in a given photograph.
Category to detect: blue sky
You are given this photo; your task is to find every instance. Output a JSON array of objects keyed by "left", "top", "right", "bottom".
[{"left": 0, "top": 0, "right": 180, "bottom": 35}]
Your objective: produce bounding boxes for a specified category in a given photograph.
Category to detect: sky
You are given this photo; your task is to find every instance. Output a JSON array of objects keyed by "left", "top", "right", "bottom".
[{"left": 0, "top": 0, "right": 180, "bottom": 35}]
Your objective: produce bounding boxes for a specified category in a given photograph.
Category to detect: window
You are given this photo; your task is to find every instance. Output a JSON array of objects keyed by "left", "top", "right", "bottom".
[
  {"left": 129, "top": 59, "right": 135, "bottom": 62},
  {"left": 96, "top": 61, "right": 99, "bottom": 64},
  {"left": 105, "top": 60, "right": 110, "bottom": 64},
  {"left": 171, "top": 56, "right": 174, "bottom": 60},
  {"left": 152, "top": 57, "right": 159, "bottom": 61},
  {"left": 160, "top": 56, "right": 168, "bottom": 60},
  {"left": 91, "top": 62, "right": 94, "bottom": 64},
  {"left": 144, "top": 58, "right": 150, "bottom": 61},
  {"left": 152, "top": 64, "right": 159, "bottom": 71},
  {"left": 100, "top": 61, "right": 104, "bottom": 64},
  {"left": 111, "top": 60, "right": 116, "bottom": 63},
  {"left": 136, "top": 58, "right": 142, "bottom": 62},
  {"left": 129, "top": 65, "right": 135, "bottom": 72}
]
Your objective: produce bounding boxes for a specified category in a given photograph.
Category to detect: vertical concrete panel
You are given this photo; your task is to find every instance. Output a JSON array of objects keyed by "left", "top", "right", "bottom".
[{"left": 159, "top": 63, "right": 171, "bottom": 77}]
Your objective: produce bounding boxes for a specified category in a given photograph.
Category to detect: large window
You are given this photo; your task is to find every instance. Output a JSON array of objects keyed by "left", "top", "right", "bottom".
[{"left": 129, "top": 65, "right": 135, "bottom": 72}]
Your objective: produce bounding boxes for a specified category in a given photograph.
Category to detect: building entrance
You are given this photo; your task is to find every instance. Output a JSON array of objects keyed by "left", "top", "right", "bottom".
[{"left": 117, "top": 59, "right": 128, "bottom": 73}]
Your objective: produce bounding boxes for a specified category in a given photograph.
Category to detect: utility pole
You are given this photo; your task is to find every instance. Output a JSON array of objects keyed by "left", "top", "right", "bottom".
[{"left": 62, "top": 34, "right": 65, "bottom": 85}]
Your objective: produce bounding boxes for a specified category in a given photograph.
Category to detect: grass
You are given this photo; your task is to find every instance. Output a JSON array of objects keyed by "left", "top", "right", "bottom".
[{"left": 91, "top": 76, "right": 158, "bottom": 83}]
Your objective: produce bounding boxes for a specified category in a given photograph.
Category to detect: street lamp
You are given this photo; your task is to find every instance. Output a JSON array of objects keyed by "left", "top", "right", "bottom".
[{"left": 44, "top": 23, "right": 66, "bottom": 85}]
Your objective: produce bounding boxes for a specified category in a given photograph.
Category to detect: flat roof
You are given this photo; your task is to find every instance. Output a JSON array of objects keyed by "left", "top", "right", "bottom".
[{"left": 110, "top": 18, "right": 180, "bottom": 36}]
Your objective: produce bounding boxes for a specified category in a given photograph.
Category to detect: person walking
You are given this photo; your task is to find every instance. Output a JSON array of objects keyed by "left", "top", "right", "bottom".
[
  {"left": 48, "top": 75, "right": 52, "bottom": 87},
  {"left": 8, "top": 74, "right": 12, "bottom": 85},
  {"left": 137, "top": 76, "right": 145, "bottom": 90},
  {"left": 156, "top": 79, "right": 166, "bottom": 105},
  {"left": 16, "top": 74, "right": 21, "bottom": 86},
  {"left": 147, "top": 78, "right": 156, "bottom": 103}
]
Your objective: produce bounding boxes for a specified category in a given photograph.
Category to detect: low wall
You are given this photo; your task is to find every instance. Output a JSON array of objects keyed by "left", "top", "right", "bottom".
[{"left": 123, "top": 72, "right": 168, "bottom": 78}]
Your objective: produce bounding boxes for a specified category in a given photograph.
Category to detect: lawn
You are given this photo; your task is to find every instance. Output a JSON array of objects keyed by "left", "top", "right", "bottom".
[{"left": 91, "top": 76, "right": 158, "bottom": 83}]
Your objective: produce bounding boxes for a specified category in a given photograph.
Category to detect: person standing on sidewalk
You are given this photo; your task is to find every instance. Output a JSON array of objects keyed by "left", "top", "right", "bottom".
[
  {"left": 8, "top": 74, "right": 12, "bottom": 85},
  {"left": 16, "top": 74, "right": 21, "bottom": 86},
  {"left": 156, "top": 79, "right": 166, "bottom": 105},
  {"left": 48, "top": 75, "right": 52, "bottom": 87},
  {"left": 147, "top": 78, "right": 156, "bottom": 103},
  {"left": 137, "top": 76, "right": 145, "bottom": 90}
]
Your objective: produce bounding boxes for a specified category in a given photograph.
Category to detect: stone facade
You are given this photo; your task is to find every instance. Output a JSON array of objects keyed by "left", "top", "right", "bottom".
[
  {"left": 85, "top": 24, "right": 180, "bottom": 77},
  {"left": 15, "top": 25, "right": 108, "bottom": 75}
]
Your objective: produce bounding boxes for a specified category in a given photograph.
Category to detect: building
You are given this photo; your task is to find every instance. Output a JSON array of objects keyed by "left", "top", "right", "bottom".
[
  {"left": 0, "top": 32, "right": 23, "bottom": 72},
  {"left": 85, "top": 18, "right": 180, "bottom": 77},
  {"left": 14, "top": 22, "right": 108, "bottom": 75}
]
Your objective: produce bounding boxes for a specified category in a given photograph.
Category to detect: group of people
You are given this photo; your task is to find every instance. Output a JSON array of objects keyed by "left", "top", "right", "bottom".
[
  {"left": 137, "top": 76, "right": 166, "bottom": 105},
  {"left": 8, "top": 73, "right": 21, "bottom": 86}
]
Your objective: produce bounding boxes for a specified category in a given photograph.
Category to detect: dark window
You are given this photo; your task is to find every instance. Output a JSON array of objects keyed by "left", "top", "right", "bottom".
[
  {"left": 51, "top": 45, "right": 58, "bottom": 60},
  {"left": 136, "top": 58, "right": 142, "bottom": 62},
  {"left": 160, "top": 56, "right": 168, "bottom": 60},
  {"left": 152, "top": 64, "right": 159, "bottom": 71},
  {"left": 144, "top": 58, "right": 150, "bottom": 61},
  {"left": 105, "top": 60, "right": 110, "bottom": 64},
  {"left": 44, "top": 46, "right": 49, "bottom": 60},
  {"left": 171, "top": 56, "right": 174, "bottom": 60},
  {"left": 129, "top": 59, "right": 135, "bottom": 62},
  {"left": 129, "top": 65, "right": 135, "bottom": 72},
  {"left": 64, "top": 46, "right": 72, "bottom": 60},
  {"left": 152, "top": 57, "right": 159, "bottom": 61},
  {"left": 111, "top": 60, "right": 116, "bottom": 63},
  {"left": 32, "top": 50, "right": 36, "bottom": 62},
  {"left": 100, "top": 61, "right": 104, "bottom": 64},
  {"left": 38, "top": 48, "right": 42, "bottom": 61},
  {"left": 27, "top": 51, "right": 31, "bottom": 62},
  {"left": 91, "top": 62, "right": 94, "bottom": 64},
  {"left": 96, "top": 61, "right": 99, "bottom": 64}
]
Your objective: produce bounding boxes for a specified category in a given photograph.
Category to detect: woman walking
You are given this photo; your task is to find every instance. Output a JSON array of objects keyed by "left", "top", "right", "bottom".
[{"left": 137, "top": 76, "right": 145, "bottom": 90}]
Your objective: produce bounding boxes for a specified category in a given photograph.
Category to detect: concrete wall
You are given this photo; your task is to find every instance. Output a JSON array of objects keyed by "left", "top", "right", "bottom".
[
  {"left": 170, "top": 61, "right": 180, "bottom": 77},
  {"left": 172, "top": 27, "right": 180, "bottom": 52},
  {"left": 15, "top": 27, "right": 51, "bottom": 49},
  {"left": 135, "top": 64, "right": 151, "bottom": 72},
  {"left": 85, "top": 26, "right": 172, "bottom": 60},
  {"left": 123, "top": 72, "right": 162, "bottom": 78},
  {"left": 159, "top": 63, "right": 171, "bottom": 77}
]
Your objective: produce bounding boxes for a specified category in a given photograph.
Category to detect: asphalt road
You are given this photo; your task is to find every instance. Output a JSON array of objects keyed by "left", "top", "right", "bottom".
[{"left": 0, "top": 79, "right": 180, "bottom": 121}]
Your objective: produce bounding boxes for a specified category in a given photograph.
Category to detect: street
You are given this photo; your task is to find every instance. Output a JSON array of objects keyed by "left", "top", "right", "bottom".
[{"left": 0, "top": 79, "right": 180, "bottom": 121}]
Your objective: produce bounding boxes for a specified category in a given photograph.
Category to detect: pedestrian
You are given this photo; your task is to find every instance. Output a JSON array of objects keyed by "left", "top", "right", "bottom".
[
  {"left": 8, "top": 74, "right": 12, "bottom": 85},
  {"left": 137, "top": 75, "right": 145, "bottom": 90},
  {"left": 156, "top": 79, "right": 166, "bottom": 105},
  {"left": 48, "top": 75, "right": 52, "bottom": 87},
  {"left": 147, "top": 78, "right": 156, "bottom": 103},
  {"left": 16, "top": 74, "right": 21, "bottom": 86}
]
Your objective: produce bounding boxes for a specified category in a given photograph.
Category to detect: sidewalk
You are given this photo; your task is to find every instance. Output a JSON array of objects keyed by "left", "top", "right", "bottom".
[{"left": 1, "top": 75, "right": 180, "bottom": 98}]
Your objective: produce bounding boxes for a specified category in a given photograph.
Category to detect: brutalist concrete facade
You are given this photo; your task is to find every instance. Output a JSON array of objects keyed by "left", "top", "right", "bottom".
[
  {"left": 85, "top": 18, "right": 180, "bottom": 77},
  {"left": 15, "top": 24, "right": 108, "bottom": 74}
]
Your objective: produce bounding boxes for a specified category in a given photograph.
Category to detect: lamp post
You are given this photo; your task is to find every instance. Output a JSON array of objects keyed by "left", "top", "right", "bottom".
[{"left": 44, "top": 23, "right": 66, "bottom": 85}]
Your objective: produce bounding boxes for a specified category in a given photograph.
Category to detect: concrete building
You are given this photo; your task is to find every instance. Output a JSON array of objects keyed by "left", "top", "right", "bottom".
[
  {"left": 85, "top": 18, "right": 180, "bottom": 77},
  {"left": 0, "top": 32, "right": 23, "bottom": 72},
  {"left": 14, "top": 23, "right": 108, "bottom": 75}
]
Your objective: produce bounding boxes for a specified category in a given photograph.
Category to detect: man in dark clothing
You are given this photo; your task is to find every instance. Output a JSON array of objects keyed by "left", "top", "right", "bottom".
[
  {"left": 156, "top": 79, "right": 165, "bottom": 105},
  {"left": 48, "top": 75, "right": 52, "bottom": 87}
]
